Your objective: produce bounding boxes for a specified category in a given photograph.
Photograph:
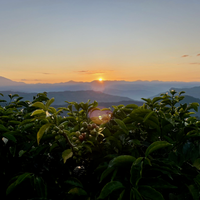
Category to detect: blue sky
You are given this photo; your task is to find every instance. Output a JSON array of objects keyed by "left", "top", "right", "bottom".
[{"left": 1, "top": 0, "right": 200, "bottom": 83}]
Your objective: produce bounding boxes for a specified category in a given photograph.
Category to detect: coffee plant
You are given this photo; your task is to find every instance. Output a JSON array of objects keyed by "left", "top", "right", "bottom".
[{"left": 0, "top": 90, "right": 200, "bottom": 199}]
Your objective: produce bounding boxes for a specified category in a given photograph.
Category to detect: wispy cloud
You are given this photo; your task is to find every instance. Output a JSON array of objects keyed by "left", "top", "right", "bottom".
[
  {"left": 181, "top": 55, "right": 189, "bottom": 57},
  {"left": 21, "top": 79, "right": 41, "bottom": 81},
  {"left": 190, "top": 63, "right": 200, "bottom": 65},
  {"left": 197, "top": 54, "right": 200, "bottom": 56},
  {"left": 76, "top": 70, "right": 109, "bottom": 75}
]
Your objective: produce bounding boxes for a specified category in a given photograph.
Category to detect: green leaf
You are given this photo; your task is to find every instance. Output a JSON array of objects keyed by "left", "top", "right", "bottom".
[
  {"left": 65, "top": 177, "right": 83, "bottom": 188},
  {"left": 193, "top": 158, "right": 200, "bottom": 170},
  {"left": 117, "top": 190, "right": 125, "bottom": 200},
  {"left": 0, "top": 100, "right": 6, "bottom": 103},
  {"left": 131, "top": 187, "right": 143, "bottom": 200},
  {"left": 31, "top": 109, "right": 45, "bottom": 116},
  {"left": 108, "top": 155, "right": 136, "bottom": 168},
  {"left": 187, "top": 185, "right": 199, "bottom": 200},
  {"left": 114, "top": 119, "right": 129, "bottom": 134},
  {"left": 62, "top": 149, "right": 73, "bottom": 163},
  {"left": 19, "top": 150, "right": 26, "bottom": 157},
  {"left": 130, "top": 157, "right": 144, "bottom": 186},
  {"left": 31, "top": 102, "right": 46, "bottom": 110},
  {"left": 100, "top": 167, "right": 115, "bottom": 183},
  {"left": 48, "top": 106, "right": 57, "bottom": 114},
  {"left": 37, "top": 123, "right": 52, "bottom": 144},
  {"left": 125, "top": 104, "right": 139, "bottom": 109},
  {"left": 194, "top": 174, "right": 200, "bottom": 188},
  {"left": 143, "top": 111, "right": 155, "bottom": 123},
  {"left": 145, "top": 141, "right": 172, "bottom": 157},
  {"left": 0, "top": 124, "right": 9, "bottom": 132},
  {"left": 6, "top": 173, "right": 32, "bottom": 195},
  {"left": 140, "top": 178, "right": 177, "bottom": 189},
  {"left": 2, "top": 133, "right": 17, "bottom": 143},
  {"left": 98, "top": 181, "right": 125, "bottom": 199},
  {"left": 46, "top": 98, "right": 55, "bottom": 109},
  {"left": 139, "top": 185, "right": 164, "bottom": 200},
  {"left": 34, "top": 176, "right": 47, "bottom": 198},
  {"left": 68, "top": 187, "right": 87, "bottom": 196}
]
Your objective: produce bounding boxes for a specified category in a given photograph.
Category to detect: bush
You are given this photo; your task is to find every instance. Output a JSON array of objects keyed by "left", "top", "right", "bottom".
[{"left": 0, "top": 90, "right": 200, "bottom": 200}]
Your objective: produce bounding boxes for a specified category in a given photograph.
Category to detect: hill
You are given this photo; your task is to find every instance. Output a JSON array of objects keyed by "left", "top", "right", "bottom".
[{"left": 0, "top": 90, "right": 133, "bottom": 105}]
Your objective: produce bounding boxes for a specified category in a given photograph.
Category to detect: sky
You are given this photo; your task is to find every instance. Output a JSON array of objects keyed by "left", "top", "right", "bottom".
[{"left": 0, "top": 0, "right": 200, "bottom": 83}]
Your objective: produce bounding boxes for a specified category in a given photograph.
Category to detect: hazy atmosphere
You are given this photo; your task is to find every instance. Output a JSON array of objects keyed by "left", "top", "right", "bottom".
[{"left": 1, "top": 0, "right": 200, "bottom": 83}]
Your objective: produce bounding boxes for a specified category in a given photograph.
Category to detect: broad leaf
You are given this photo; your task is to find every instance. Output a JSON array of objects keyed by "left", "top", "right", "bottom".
[
  {"left": 114, "top": 119, "right": 129, "bottom": 134},
  {"left": 0, "top": 124, "right": 9, "bottom": 132},
  {"left": 31, "top": 109, "right": 45, "bottom": 116},
  {"left": 46, "top": 98, "right": 55, "bottom": 109},
  {"left": 3, "top": 133, "right": 17, "bottom": 143},
  {"left": 108, "top": 155, "right": 136, "bottom": 168},
  {"left": 139, "top": 185, "right": 164, "bottom": 200},
  {"left": 37, "top": 123, "right": 52, "bottom": 144},
  {"left": 145, "top": 141, "right": 172, "bottom": 157},
  {"left": 62, "top": 149, "right": 73, "bottom": 163},
  {"left": 31, "top": 102, "right": 46, "bottom": 110},
  {"left": 98, "top": 181, "right": 124, "bottom": 199}
]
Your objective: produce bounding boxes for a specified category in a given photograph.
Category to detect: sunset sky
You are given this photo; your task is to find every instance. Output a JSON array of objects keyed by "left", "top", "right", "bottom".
[{"left": 1, "top": 0, "right": 200, "bottom": 83}]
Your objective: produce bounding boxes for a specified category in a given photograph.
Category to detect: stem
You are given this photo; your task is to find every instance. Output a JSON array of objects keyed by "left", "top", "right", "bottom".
[{"left": 62, "top": 130, "right": 76, "bottom": 149}]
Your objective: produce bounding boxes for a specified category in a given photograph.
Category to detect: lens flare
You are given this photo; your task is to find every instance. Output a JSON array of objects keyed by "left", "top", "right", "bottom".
[{"left": 88, "top": 107, "right": 112, "bottom": 125}]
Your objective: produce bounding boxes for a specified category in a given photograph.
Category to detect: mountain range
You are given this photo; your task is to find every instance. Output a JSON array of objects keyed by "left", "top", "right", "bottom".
[
  {"left": 1, "top": 75, "right": 200, "bottom": 117},
  {"left": 2, "top": 76, "right": 200, "bottom": 100}
]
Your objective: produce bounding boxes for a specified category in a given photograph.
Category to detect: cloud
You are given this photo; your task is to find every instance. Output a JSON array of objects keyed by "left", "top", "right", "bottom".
[
  {"left": 197, "top": 54, "right": 200, "bottom": 56},
  {"left": 76, "top": 70, "right": 106, "bottom": 75},
  {"left": 21, "top": 79, "right": 41, "bottom": 81},
  {"left": 181, "top": 55, "right": 189, "bottom": 57},
  {"left": 43, "top": 73, "right": 54, "bottom": 75},
  {"left": 190, "top": 63, "right": 200, "bottom": 65}
]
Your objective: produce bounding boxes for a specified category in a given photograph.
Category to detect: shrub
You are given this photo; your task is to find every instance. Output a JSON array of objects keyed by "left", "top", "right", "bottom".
[{"left": 0, "top": 90, "right": 200, "bottom": 199}]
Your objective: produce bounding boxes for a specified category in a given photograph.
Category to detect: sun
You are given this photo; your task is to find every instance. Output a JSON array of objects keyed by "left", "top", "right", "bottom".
[{"left": 98, "top": 78, "right": 103, "bottom": 82}]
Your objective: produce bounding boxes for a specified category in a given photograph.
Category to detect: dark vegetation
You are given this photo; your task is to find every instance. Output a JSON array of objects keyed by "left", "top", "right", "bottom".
[{"left": 1, "top": 90, "right": 200, "bottom": 199}]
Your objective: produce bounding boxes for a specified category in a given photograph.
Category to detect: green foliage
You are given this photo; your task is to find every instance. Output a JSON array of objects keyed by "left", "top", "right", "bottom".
[{"left": 1, "top": 90, "right": 200, "bottom": 199}]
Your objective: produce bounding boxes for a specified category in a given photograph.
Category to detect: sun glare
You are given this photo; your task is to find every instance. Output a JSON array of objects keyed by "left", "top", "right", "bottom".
[{"left": 99, "top": 78, "right": 103, "bottom": 82}]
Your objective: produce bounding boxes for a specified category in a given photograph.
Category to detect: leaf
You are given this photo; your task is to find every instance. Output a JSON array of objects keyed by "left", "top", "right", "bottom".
[
  {"left": 31, "top": 109, "right": 45, "bottom": 116},
  {"left": 125, "top": 104, "right": 138, "bottom": 109},
  {"left": 108, "top": 155, "right": 136, "bottom": 168},
  {"left": 131, "top": 187, "right": 143, "bottom": 200},
  {"left": 145, "top": 141, "right": 172, "bottom": 157},
  {"left": 117, "top": 190, "right": 125, "bottom": 200},
  {"left": 143, "top": 111, "right": 155, "bottom": 123},
  {"left": 100, "top": 167, "right": 115, "bottom": 183},
  {"left": 19, "top": 150, "right": 26, "bottom": 157},
  {"left": 98, "top": 181, "right": 124, "bottom": 199},
  {"left": 130, "top": 157, "right": 144, "bottom": 186},
  {"left": 31, "top": 102, "right": 46, "bottom": 110},
  {"left": 62, "top": 149, "right": 73, "bottom": 163},
  {"left": 114, "top": 119, "right": 129, "bottom": 134},
  {"left": 193, "top": 158, "right": 200, "bottom": 170},
  {"left": 34, "top": 176, "right": 47, "bottom": 198},
  {"left": 139, "top": 185, "right": 164, "bottom": 200},
  {"left": 2, "top": 133, "right": 17, "bottom": 143},
  {"left": 48, "top": 106, "right": 57, "bottom": 114},
  {"left": 6, "top": 173, "right": 32, "bottom": 195},
  {"left": 65, "top": 177, "right": 83, "bottom": 188},
  {"left": 187, "top": 185, "right": 199, "bottom": 200},
  {"left": 46, "top": 98, "right": 55, "bottom": 109},
  {"left": 68, "top": 187, "right": 87, "bottom": 196},
  {"left": 0, "top": 124, "right": 9, "bottom": 132},
  {"left": 140, "top": 178, "right": 177, "bottom": 189},
  {"left": 37, "top": 123, "right": 52, "bottom": 144}
]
